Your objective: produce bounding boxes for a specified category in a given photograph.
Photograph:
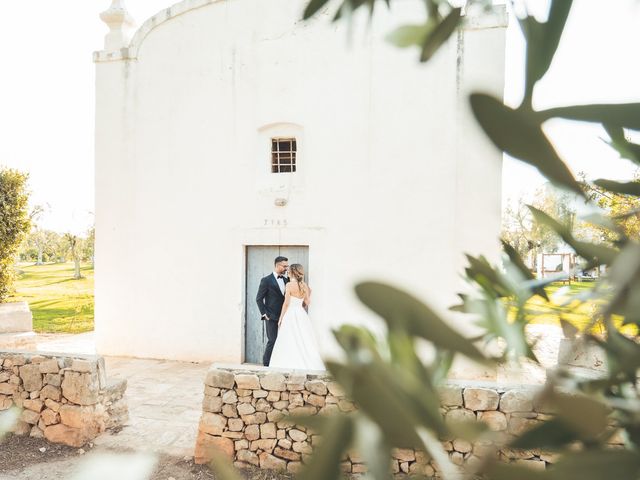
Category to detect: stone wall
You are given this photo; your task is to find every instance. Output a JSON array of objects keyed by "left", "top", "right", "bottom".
[
  {"left": 0, "top": 351, "right": 127, "bottom": 447},
  {"left": 195, "top": 366, "right": 623, "bottom": 475}
]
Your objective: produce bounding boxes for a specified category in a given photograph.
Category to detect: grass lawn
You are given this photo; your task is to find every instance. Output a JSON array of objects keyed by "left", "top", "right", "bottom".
[{"left": 9, "top": 262, "right": 94, "bottom": 334}]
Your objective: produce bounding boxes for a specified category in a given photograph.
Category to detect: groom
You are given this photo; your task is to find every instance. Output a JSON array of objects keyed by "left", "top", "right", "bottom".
[{"left": 256, "top": 256, "right": 289, "bottom": 366}]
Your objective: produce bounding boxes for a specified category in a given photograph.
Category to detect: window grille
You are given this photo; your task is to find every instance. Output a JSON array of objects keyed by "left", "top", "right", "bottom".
[{"left": 271, "top": 138, "right": 297, "bottom": 173}]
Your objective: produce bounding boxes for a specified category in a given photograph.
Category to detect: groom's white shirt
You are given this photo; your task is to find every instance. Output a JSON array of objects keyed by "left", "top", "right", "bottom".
[{"left": 273, "top": 272, "right": 285, "bottom": 295}]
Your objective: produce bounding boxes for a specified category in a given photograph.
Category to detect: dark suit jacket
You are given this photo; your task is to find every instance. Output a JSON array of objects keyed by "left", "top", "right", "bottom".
[{"left": 256, "top": 274, "right": 289, "bottom": 321}]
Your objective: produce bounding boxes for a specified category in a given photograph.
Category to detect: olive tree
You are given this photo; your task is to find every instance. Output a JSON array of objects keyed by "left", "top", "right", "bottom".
[{"left": 0, "top": 168, "right": 31, "bottom": 302}]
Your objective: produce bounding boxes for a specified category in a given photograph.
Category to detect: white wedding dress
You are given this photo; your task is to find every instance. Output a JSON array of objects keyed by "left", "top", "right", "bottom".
[{"left": 269, "top": 296, "right": 325, "bottom": 371}]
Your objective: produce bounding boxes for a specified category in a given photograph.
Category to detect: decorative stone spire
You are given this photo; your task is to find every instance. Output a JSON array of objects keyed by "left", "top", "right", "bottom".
[{"left": 99, "top": 0, "right": 136, "bottom": 50}]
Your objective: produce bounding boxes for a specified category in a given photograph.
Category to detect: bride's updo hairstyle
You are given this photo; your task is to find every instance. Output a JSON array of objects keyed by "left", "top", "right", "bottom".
[{"left": 289, "top": 264, "right": 306, "bottom": 295}]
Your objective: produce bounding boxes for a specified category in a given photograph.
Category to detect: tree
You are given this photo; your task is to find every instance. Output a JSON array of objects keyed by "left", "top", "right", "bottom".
[
  {"left": 64, "top": 233, "right": 84, "bottom": 279},
  {"left": 0, "top": 168, "right": 31, "bottom": 302},
  {"left": 83, "top": 226, "right": 95, "bottom": 267},
  {"left": 581, "top": 173, "right": 640, "bottom": 243},
  {"left": 502, "top": 185, "right": 581, "bottom": 270}
]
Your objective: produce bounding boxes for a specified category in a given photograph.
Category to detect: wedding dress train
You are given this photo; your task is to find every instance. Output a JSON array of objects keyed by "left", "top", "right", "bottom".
[{"left": 269, "top": 296, "right": 325, "bottom": 371}]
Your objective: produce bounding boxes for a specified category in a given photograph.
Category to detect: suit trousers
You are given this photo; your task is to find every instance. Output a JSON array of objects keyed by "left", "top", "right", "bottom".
[{"left": 263, "top": 319, "right": 279, "bottom": 366}]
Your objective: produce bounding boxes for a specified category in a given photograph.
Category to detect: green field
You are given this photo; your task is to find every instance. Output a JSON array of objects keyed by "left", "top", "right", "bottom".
[{"left": 10, "top": 262, "right": 94, "bottom": 333}]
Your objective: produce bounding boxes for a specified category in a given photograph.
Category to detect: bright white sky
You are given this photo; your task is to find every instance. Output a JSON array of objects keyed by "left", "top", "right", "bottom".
[{"left": 0, "top": 1, "right": 639, "bottom": 233}]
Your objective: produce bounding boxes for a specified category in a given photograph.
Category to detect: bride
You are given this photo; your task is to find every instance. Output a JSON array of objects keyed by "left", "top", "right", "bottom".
[{"left": 268, "top": 264, "right": 325, "bottom": 371}]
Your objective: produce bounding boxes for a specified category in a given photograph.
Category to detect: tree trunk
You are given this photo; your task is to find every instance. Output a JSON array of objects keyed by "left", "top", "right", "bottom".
[
  {"left": 36, "top": 243, "right": 43, "bottom": 265},
  {"left": 73, "top": 257, "right": 82, "bottom": 279}
]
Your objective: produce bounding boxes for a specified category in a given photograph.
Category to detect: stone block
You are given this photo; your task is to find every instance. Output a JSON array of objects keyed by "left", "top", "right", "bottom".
[
  {"left": 260, "top": 422, "right": 276, "bottom": 439},
  {"left": 39, "top": 359, "right": 60, "bottom": 374},
  {"left": 293, "top": 441, "right": 313, "bottom": 454},
  {"left": 199, "top": 412, "right": 227, "bottom": 435},
  {"left": 259, "top": 452, "right": 287, "bottom": 471},
  {"left": 0, "top": 301, "right": 32, "bottom": 333},
  {"left": 21, "top": 409, "right": 40, "bottom": 425},
  {"left": 500, "top": 390, "right": 534, "bottom": 413},
  {"left": 228, "top": 418, "right": 244, "bottom": 431},
  {"left": 222, "top": 390, "right": 237, "bottom": 404},
  {"left": 251, "top": 439, "right": 277, "bottom": 452},
  {"left": 41, "top": 408, "right": 60, "bottom": 426},
  {"left": 40, "top": 385, "right": 62, "bottom": 402},
  {"left": 222, "top": 404, "right": 238, "bottom": 418},
  {"left": 205, "top": 369, "right": 235, "bottom": 389},
  {"left": 307, "top": 394, "right": 325, "bottom": 408},
  {"left": 237, "top": 449, "right": 259, "bottom": 466},
  {"left": 0, "top": 395, "right": 12, "bottom": 410},
  {"left": 44, "top": 424, "right": 91, "bottom": 447},
  {"left": 59, "top": 405, "right": 103, "bottom": 434},
  {"left": 392, "top": 448, "right": 415, "bottom": 461},
  {"left": 289, "top": 429, "right": 307, "bottom": 442},
  {"left": 235, "top": 374, "right": 260, "bottom": 390},
  {"left": 19, "top": 364, "right": 42, "bottom": 392},
  {"left": 305, "top": 380, "right": 327, "bottom": 395},
  {"left": 274, "top": 446, "right": 301, "bottom": 461},
  {"left": 245, "top": 424, "right": 260, "bottom": 441},
  {"left": 445, "top": 408, "right": 476, "bottom": 424},
  {"left": 194, "top": 433, "right": 234, "bottom": 464},
  {"left": 237, "top": 403, "right": 256, "bottom": 416},
  {"left": 61, "top": 371, "right": 99, "bottom": 405},
  {"left": 23, "top": 399, "right": 43, "bottom": 412},
  {"left": 463, "top": 388, "right": 499, "bottom": 411},
  {"left": 44, "top": 374, "right": 62, "bottom": 387},
  {"left": 202, "top": 395, "right": 223, "bottom": 413},
  {"left": 260, "top": 373, "right": 286, "bottom": 391},
  {"left": 438, "top": 385, "right": 463, "bottom": 406},
  {"left": 478, "top": 410, "right": 507, "bottom": 431}
]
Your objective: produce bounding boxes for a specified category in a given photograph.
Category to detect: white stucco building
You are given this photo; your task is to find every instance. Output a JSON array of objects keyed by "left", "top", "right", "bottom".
[{"left": 94, "top": 0, "right": 507, "bottom": 362}]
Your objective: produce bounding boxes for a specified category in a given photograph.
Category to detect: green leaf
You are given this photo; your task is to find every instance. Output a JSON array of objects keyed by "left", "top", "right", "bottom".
[
  {"left": 353, "top": 416, "right": 392, "bottom": 480},
  {"left": 386, "top": 24, "right": 430, "bottom": 48},
  {"left": 520, "top": 1, "right": 573, "bottom": 104},
  {"left": 326, "top": 361, "right": 428, "bottom": 447},
  {"left": 465, "top": 254, "right": 512, "bottom": 298},
  {"left": 550, "top": 392, "right": 609, "bottom": 440},
  {"left": 528, "top": 206, "right": 618, "bottom": 265},
  {"left": 538, "top": 0, "right": 573, "bottom": 76},
  {"left": 593, "top": 179, "right": 640, "bottom": 196},
  {"left": 303, "top": 0, "right": 330, "bottom": 19},
  {"left": 297, "top": 414, "right": 354, "bottom": 480},
  {"left": 420, "top": 7, "right": 462, "bottom": 62},
  {"left": 501, "top": 240, "right": 549, "bottom": 300},
  {"left": 603, "top": 124, "right": 640, "bottom": 163},
  {"left": 208, "top": 451, "right": 244, "bottom": 480},
  {"left": 559, "top": 318, "right": 579, "bottom": 339},
  {"left": 483, "top": 462, "right": 550, "bottom": 480},
  {"left": 539, "top": 103, "right": 640, "bottom": 131},
  {"left": 510, "top": 417, "right": 579, "bottom": 450},
  {"left": 355, "top": 282, "right": 486, "bottom": 362},
  {"left": 552, "top": 450, "right": 640, "bottom": 480},
  {"left": 469, "top": 94, "right": 584, "bottom": 197}
]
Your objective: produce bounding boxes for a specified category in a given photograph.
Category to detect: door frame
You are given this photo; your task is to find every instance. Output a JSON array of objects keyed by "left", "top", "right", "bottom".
[{"left": 243, "top": 244, "right": 310, "bottom": 364}]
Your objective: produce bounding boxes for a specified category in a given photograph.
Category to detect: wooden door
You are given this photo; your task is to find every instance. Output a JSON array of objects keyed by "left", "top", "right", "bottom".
[{"left": 245, "top": 246, "right": 309, "bottom": 364}]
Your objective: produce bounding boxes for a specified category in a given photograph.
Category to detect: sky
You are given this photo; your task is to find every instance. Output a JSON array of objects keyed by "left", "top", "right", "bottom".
[{"left": 0, "top": 0, "right": 639, "bottom": 233}]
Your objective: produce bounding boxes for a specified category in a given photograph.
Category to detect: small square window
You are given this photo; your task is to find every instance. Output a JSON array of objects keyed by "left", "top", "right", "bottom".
[{"left": 271, "top": 137, "right": 297, "bottom": 173}]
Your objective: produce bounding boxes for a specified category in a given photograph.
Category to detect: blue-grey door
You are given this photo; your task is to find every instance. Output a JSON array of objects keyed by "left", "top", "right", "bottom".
[{"left": 245, "top": 246, "right": 309, "bottom": 364}]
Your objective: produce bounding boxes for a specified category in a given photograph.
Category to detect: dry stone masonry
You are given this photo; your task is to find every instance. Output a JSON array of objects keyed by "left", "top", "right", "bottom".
[
  {"left": 0, "top": 351, "right": 127, "bottom": 447},
  {"left": 195, "top": 367, "right": 624, "bottom": 475}
]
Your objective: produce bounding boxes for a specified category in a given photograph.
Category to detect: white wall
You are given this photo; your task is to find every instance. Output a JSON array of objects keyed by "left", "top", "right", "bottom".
[{"left": 94, "top": 0, "right": 507, "bottom": 362}]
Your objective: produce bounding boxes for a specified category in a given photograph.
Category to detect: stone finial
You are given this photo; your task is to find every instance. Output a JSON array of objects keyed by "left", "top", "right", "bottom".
[{"left": 99, "top": 0, "right": 136, "bottom": 50}]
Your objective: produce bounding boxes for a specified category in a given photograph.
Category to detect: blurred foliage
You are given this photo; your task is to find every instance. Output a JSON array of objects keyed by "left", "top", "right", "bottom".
[
  {"left": 0, "top": 168, "right": 31, "bottom": 302},
  {"left": 270, "top": 1, "right": 640, "bottom": 479}
]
